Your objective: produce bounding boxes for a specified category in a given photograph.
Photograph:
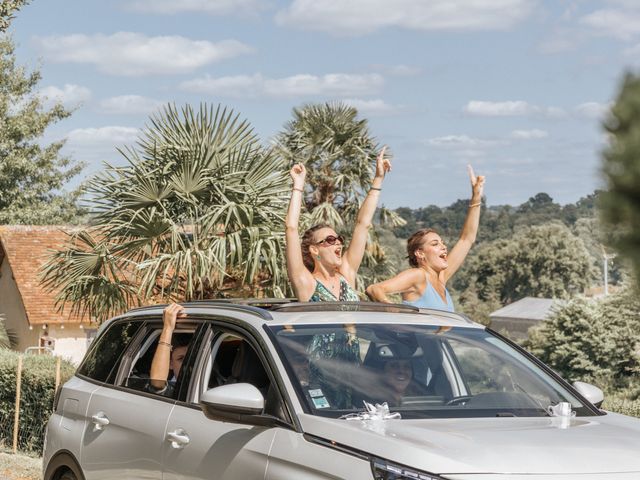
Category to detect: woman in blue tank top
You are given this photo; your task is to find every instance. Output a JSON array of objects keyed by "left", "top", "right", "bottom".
[
  {"left": 285, "top": 147, "right": 391, "bottom": 302},
  {"left": 366, "top": 166, "right": 485, "bottom": 312}
]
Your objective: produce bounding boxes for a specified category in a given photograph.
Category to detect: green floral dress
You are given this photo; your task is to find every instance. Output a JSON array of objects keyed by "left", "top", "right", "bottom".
[
  {"left": 308, "top": 276, "right": 361, "bottom": 409},
  {"left": 309, "top": 277, "right": 360, "bottom": 302}
]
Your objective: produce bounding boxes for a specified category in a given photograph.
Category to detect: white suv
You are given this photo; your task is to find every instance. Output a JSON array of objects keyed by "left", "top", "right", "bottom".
[{"left": 44, "top": 301, "right": 640, "bottom": 480}]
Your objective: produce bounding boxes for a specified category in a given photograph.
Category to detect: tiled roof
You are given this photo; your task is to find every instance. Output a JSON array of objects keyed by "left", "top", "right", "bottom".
[
  {"left": 489, "top": 296, "right": 565, "bottom": 321},
  {"left": 0, "top": 225, "right": 89, "bottom": 325}
]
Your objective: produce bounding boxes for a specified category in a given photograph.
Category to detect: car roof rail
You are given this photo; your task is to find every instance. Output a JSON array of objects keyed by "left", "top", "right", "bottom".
[
  {"left": 270, "top": 302, "right": 476, "bottom": 324},
  {"left": 127, "top": 300, "right": 284, "bottom": 320},
  {"left": 127, "top": 299, "right": 475, "bottom": 323},
  {"left": 269, "top": 301, "right": 420, "bottom": 314}
]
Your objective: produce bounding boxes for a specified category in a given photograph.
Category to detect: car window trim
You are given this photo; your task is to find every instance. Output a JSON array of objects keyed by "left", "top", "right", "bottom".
[
  {"left": 114, "top": 317, "right": 201, "bottom": 387},
  {"left": 178, "top": 317, "right": 300, "bottom": 432},
  {"left": 76, "top": 317, "right": 145, "bottom": 384}
]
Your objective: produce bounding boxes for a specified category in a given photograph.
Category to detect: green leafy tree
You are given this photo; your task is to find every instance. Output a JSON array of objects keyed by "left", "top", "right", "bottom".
[
  {"left": 0, "top": 0, "right": 29, "bottom": 32},
  {"left": 600, "top": 72, "right": 640, "bottom": 286},
  {"left": 394, "top": 192, "right": 598, "bottom": 244},
  {"left": 0, "top": 23, "right": 83, "bottom": 224},
  {"left": 526, "top": 288, "right": 640, "bottom": 387},
  {"left": 41, "top": 104, "right": 289, "bottom": 321},
  {"left": 276, "top": 102, "right": 404, "bottom": 288},
  {"left": 454, "top": 223, "right": 594, "bottom": 306}
]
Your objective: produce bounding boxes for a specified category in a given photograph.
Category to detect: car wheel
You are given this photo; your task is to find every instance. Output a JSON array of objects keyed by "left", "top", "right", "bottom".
[{"left": 58, "top": 471, "right": 77, "bottom": 480}]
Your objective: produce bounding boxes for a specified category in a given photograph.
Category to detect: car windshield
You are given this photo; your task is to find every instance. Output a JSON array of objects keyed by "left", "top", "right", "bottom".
[{"left": 269, "top": 323, "right": 596, "bottom": 419}]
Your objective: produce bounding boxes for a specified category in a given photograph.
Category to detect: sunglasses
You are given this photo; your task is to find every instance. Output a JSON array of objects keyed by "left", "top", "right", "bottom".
[{"left": 315, "top": 234, "right": 344, "bottom": 246}]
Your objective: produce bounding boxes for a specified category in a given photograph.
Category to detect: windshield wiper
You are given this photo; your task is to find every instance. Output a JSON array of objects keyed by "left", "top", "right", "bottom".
[{"left": 513, "top": 383, "right": 551, "bottom": 416}]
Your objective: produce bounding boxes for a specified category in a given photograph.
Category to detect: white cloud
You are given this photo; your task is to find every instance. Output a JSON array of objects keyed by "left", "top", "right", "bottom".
[
  {"left": 99, "top": 95, "right": 165, "bottom": 115},
  {"left": 575, "top": 101, "right": 611, "bottom": 119},
  {"left": 64, "top": 126, "right": 140, "bottom": 165},
  {"left": 276, "top": 0, "right": 534, "bottom": 35},
  {"left": 180, "top": 72, "right": 384, "bottom": 98},
  {"left": 125, "top": 0, "right": 268, "bottom": 15},
  {"left": 464, "top": 100, "right": 566, "bottom": 118},
  {"left": 67, "top": 126, "right": 140, "bottom": 145},
  {"left": 343, "top": 98, "right": 403, "bottom": 116},
  {"left": 606, "top": 0, "right": 640, "bottom": 9},
  {"left": 510, "top": 129, "right": 549, "bottom": 139},
  {"left": 370, "top": 64, "right": 422, "bottom": 76},
  {"left": 579, "top": 8, "right": 640, "bottom": 40},
  {"left": 465, "top": 100, "right": 532, "bottom": 116},
  {"left": 537, "top": 28, "right": 586, "bottom": 54},
  {"left": 38, "top": 84, "right": 92, "bottom": 108},
  {"left": 33, "top": 32, "right": 253, "bottom": 76},
  {"left": 426, "top": 134, "right": 504, "bottom": 148}
]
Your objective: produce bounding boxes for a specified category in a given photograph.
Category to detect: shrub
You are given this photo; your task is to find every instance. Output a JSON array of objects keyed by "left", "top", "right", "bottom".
[
  {"left": 525, "top": 288, "right": 640, "bottom": 389},
  {"left": 0, "top": 350, "right": 75, "bottom": 453},
  {"left": 603, "top": 396, "right": 640, "bottom": 418}
]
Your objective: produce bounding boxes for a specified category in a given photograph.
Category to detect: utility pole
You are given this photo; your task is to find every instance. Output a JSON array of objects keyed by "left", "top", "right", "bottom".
[{"left": 601, "top": 246, "right": 616, "bottom": 296}]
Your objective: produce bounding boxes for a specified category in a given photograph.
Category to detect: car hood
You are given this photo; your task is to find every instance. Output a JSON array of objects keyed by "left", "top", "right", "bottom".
[{"left": 298, "top": 411, "right": 640, "bottom": 476}]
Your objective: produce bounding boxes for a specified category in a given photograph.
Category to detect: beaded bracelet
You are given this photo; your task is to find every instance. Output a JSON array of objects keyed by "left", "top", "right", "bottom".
[{"left": 158, "top": 341, "right": 172, "bottom": 349}]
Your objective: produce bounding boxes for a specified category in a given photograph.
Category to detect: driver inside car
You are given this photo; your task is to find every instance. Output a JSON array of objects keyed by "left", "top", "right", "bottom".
[{"left": 355, "top": 343, "right": 427, "bottom": 408}]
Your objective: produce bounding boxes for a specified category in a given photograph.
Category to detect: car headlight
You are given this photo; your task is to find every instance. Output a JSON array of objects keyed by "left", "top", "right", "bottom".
[{"left": 371, "top": 458, "right": 445, "bottom": 480}]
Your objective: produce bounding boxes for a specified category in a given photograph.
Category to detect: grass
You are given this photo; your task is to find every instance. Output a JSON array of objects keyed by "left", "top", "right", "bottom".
[{"left": 0, "top": 451, "right": 41, "bottom": 480}]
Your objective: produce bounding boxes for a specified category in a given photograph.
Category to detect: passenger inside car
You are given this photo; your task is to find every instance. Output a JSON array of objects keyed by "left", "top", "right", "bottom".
[{"left": 148, "top": 303, "right": 191, "bottom": 396}]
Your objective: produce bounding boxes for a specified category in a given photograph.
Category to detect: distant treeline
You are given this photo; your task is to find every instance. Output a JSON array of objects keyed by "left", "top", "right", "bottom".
[{"left": 392, "top": 191, "right": 598, "bottom": 245}]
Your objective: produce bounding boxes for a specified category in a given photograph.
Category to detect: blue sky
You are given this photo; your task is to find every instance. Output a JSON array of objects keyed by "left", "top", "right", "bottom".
[{"left": 11, "top": 0, "right": 640, "bottom": 207}]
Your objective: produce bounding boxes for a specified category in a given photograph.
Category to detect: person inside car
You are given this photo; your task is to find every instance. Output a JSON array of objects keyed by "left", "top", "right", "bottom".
[
  {"left": 149, "top": 303, "right": 188, "bottom": 396},
  {"left": 365, "top": 165, "right": 485, "bottom": 312},
  {"left": 353, "top": 343, "right": 427, "bottom": 408}
]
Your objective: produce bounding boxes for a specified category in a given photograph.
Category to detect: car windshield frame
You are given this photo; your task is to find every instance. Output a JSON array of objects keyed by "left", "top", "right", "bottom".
[{"left": 266, "top": 322, "right": 602, "bottom": 419}]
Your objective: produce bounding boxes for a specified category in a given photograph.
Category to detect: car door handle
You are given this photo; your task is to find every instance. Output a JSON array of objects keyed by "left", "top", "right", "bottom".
[
  {"left": 91, "top": 412, "right": 110, "bottom": 430},
  {"left": 166, "top": 429, "right": 190, "bottom": 449}
]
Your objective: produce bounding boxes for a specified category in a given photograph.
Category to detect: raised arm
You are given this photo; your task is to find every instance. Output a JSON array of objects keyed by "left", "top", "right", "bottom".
[
  {"left": 443, "top": 165, "right": 485, "bottom": 283},
  {"left": 342, "top": 147, "right": 391, "bottom": 281},
  {"left": 150, "top": 303, "right": 185, "bottom": 389},
  {"left": 366, "top": 268, "right": 424, "bottom": 303},
  {"left": 285, "top": 163, "right": 315, "bottom": 299}
]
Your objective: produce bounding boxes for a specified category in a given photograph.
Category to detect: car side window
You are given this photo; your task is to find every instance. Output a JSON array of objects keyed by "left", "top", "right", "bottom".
[
  {"left": 198, "top": 330, "right": 287, "bottom": 422},
  {"left": 77, "top": 320, "right": 142, "bottom": 384},
  {"left": 118, "top": 324, "right": 197, "bottom": 400}
]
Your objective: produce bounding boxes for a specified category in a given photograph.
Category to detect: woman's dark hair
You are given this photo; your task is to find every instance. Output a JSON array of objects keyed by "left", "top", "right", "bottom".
[
  {"left": 406, "top": 228, "right": 437, "bottom": 268},
  {"left": 301, "top": 223, "right": 332, "bottom": 272}
]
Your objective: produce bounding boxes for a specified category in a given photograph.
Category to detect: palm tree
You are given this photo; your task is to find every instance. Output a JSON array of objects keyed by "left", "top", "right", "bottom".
[
  {"left": 276, "top": 101, "right": 405, "bottom": 290},
  {"left": 41, "top": 104, "right": 290, "bottom": 322}
]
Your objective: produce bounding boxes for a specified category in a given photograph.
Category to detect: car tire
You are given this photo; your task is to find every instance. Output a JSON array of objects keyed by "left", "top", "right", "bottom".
[{"left": 44, "top": 453, "right": 85, "bottom": 480}]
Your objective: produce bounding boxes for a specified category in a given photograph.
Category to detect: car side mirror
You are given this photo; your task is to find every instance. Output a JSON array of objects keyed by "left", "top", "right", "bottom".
[
  {"left": 573, "top": 381, "right": 604, "bottom": 408},
  {"left": 200, "top": 383, "right": 267, "bottom": 424}
]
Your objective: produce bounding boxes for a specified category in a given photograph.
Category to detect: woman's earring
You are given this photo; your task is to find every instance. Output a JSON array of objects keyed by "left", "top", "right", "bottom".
[{"left": 316, "top": 255, "right": 321, "bottom": 260}]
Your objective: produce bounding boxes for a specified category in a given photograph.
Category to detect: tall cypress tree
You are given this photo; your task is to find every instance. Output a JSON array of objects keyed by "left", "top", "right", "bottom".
[{"left": 601, "top": 73, "right": 640, "bottom": 285}]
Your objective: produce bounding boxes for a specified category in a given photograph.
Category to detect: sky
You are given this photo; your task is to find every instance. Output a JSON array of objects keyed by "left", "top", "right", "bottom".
[{"left": 10, "top": 0, "right": 640, "bottom": 208}]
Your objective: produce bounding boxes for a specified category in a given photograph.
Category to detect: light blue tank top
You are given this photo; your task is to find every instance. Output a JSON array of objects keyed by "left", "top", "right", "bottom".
[{"left": 404, "top": 282, "right": 454, "bottom": 312}]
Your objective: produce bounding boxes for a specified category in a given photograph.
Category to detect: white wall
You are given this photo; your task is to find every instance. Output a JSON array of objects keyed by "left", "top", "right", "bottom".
[
  {"left": 47, "top": 325, "right": 97, "bottom": 365},
  {"left": 0, "top": 258, "right": 40, "bottom": 351}
]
